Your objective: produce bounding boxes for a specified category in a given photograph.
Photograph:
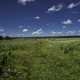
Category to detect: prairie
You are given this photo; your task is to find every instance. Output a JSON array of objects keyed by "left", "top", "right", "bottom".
[{"left": 0, "top": 38, "right": 80, "bottom": 80}]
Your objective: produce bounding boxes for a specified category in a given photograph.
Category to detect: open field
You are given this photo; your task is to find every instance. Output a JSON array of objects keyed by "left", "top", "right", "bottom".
[{"left": 0, "top": 38, "right": 80, "bottom": 80}]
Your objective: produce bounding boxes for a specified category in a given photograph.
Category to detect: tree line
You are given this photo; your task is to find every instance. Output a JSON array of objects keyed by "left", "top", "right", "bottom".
[{"left": 0, "top": 36, "right": 12, "bottom": 40}]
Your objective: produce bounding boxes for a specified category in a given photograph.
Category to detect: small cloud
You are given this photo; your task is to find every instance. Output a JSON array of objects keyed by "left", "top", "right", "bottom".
[
  {"left": 68, "top": 1, "right": 80, "bottom": 9},
  {"left": 47, "top": 4, "right": 63, "bottom": 13},
  {"left": 68, "top": 3, "right": 75, "bottom": 9},
  {"left": 22, "top": 28, "right": 28, "bottom": 32},
  {"left": 17, "top": 0, "right": 35, "bottom": 5},
  {"left": 34, "top": 16, "right": 40, "bottom": 20},
  {"left": 66, "top": 31, "right": 76, "bottom": 35},
  {"left": 0, "top": 29, "right": 4, "bottom": 32},
  {"left": 62, "top": 19, "right": 72, "bottom": 25},
  {"left": 51, "top": 31, "right": 57, "bottom": 35},
  {"left": 78, "top": 19, "right": 80, "bottom": 22},
  {"left": 51, "top": 31, "right": 63, "bottom": 35},
  {"left": 32, "top": 28, "right": 43, "bottom": 35}
]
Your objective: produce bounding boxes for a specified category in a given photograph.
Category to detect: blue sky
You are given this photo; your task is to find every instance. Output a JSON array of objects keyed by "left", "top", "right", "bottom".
[{"left": 0, "top": 0, "right": 80, "bottom": 37}]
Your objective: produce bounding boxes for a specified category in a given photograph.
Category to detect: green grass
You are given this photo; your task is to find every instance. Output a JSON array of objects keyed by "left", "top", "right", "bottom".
[{"left": 0, "top": 38, "right": 80, "bottom": 80}]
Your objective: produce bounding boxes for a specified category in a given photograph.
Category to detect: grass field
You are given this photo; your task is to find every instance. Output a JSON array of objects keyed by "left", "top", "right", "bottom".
[{"left": 0, "top": 38, "right": 80, "bottom": 80}]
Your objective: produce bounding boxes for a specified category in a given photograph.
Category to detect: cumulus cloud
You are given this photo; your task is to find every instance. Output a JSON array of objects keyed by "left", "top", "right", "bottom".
[
  {"left": 51, "top": 31, "right": 57, "bottom": 35},
  {"left": 68, "top": 1, "right": 80, "bottom": 9},
  {"left": 51, "top": 31, "right": 63, "bottom": 35},
  {"left": 32, "top": 28, "right": 43, "bottom": 35},
  {"left": 17, "top": 0, "right": 35, "bottom": 5},
  {"left": 66, "top": 31, "right": 76, "bottom": 35},
  {"left": 22, "top": 28, "right": 28, "bottom": 32},
  {"left": 62, "top": 19, "right": 72, "bottom": 25},
  {"left": 47, "top": 4, "right": 63, "bottom": 12},
  {"left": 34, "top": 16, "right": 40, "bottom": 20},
  {"left": 0, "top": 29, "right": 4, "bottom": 32},
  {"left": 51, "top": 30, "right": 76, "bottom": 36},
  {"left": 78, "top": 19, "right": 80, "bottom": 22}
]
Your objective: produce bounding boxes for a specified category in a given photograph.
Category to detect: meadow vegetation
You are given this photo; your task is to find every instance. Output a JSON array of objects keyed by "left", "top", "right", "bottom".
[{"left": 0, "top": 38, "right": 80, "bottom": 80}]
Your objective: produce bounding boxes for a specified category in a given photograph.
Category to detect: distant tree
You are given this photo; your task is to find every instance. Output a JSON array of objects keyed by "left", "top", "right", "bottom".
[
  {"left": 4, "top": 36, "right": 11, "bottom": 40},
  {"left": 0, "top": 36, "right": 3, "bottom": 40}
]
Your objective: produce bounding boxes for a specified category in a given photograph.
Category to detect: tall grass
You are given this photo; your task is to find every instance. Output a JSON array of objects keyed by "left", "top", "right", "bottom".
[{"left": 0, "top": 38, "right": 80, "bottom": 80}]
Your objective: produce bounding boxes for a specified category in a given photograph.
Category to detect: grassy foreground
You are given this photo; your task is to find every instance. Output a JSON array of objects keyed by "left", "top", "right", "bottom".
[{"left": 0, "top": 38, "right": 80, "bottom": 80}]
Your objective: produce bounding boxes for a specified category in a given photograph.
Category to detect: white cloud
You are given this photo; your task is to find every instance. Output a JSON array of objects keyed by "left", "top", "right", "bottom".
[
  {"left": 32, "top": 28, "right": 43, "bottom": 35},
  {"left": 62, "top": 19, "right": 72, "bottom": 25},
  {"left": 78, "top": 19, "right": 80, "bottom": 22},
  {"left": 51, "top": 31, "right": 57, "bottom": 34},
  {"left": 22, "top": 28, "right": 28, "bottom": 32},
  {"left": 18, "top": 0, "right": 35, "bottom": 5},
  {"left": 51, "top": 31, "right": 63, "bottom": 35},
  {"left": 47, "top": 4, "right": 63, "bottom": 12},
  {"left": 0, "top": 29, "right": 4, "bottom": 32},
  {"left": 68, "top": 1, "right": 80, "bottom": 9},
  {"left": 34, "top": 16, "right": 40, "bottom": 20},
  {"left": 66, "top": 31, "right": 76, "bottom": 35}
]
